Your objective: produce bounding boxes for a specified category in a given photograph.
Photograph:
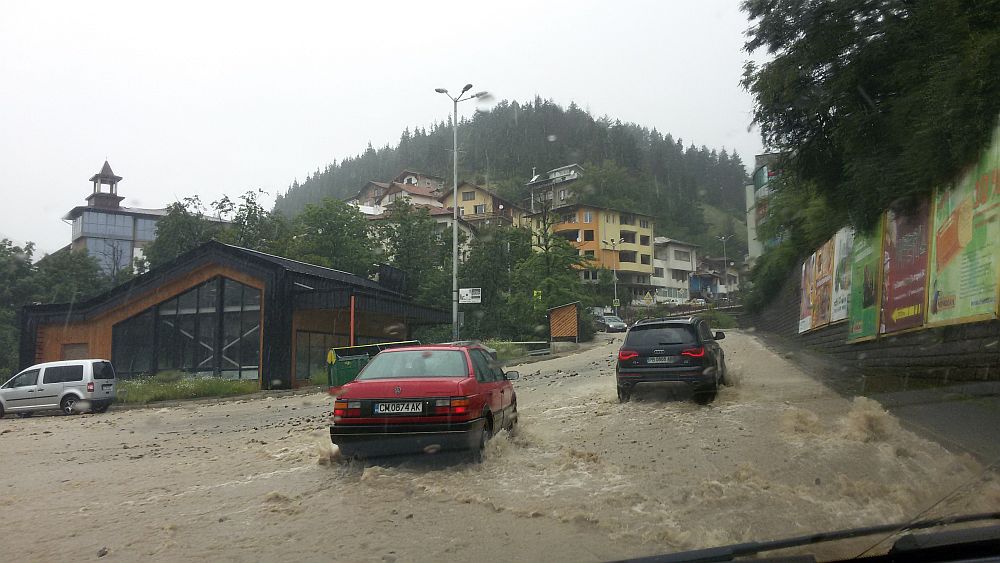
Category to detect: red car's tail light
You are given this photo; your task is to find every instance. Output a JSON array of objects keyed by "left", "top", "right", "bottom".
[
  {"left": 618, "top": 350, "right": 639, "bottom": 361},
  {"left": 681, "top": 347, "right": 706, "bottom": 358},
  {"left": 433, "top": 397, "right": 470, "bottom": 415},
  {"left": 333, "top": 400, "right": 361, "bottom": 417}
]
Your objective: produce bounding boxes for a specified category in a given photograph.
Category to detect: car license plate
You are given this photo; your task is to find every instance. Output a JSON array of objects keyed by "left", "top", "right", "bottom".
[
  {"left": 646, "top": 356, "right": 676, "bottom": 364},
  {"left": 374, "top": 402, "right": 423, "bottom": 415},
  {"left": 102, "top": 384, "right": 113, "bottom": 390}
]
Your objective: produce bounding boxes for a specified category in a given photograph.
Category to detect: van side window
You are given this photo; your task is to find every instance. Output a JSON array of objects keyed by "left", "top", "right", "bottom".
[
  {"left": 6, "top": 369, "right": 40, "bottom": 388},
  {"left": 43, "top": 365, "right": 85, "bottom": 384}
]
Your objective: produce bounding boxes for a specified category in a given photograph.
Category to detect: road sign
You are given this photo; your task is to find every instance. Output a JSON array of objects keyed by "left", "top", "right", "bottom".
[
  {"left": 459, "top": 288, "right": 482, "bottom": 304},
  {"left": 612, "top": 298, "right": 620, "bottom": 307}
]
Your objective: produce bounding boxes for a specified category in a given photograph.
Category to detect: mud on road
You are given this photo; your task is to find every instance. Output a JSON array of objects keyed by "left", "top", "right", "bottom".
[{"left": 2, "top": 330, "right": 998, "bottom": 561}]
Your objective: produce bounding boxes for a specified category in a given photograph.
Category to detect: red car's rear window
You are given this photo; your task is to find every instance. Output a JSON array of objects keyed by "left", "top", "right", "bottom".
[{"left": 356, "top": 350, "right": 469, "bottom": 380}]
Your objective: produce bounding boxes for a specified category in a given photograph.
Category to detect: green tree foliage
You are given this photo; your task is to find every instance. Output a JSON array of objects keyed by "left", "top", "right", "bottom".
[
  {"left": 374, "top": 200, "right": 454, "bottom": 309},
  {"left": 143, "top": 197, "right": 227, "bottom": 269},
  {"left": 286, "top": 197, "right": 379, "bottom": 276},
  {"left": 458, "top": 226, "right": 533, "bottom": 338},
  {"left": 273, "top": 98, "right": 749, "bottom": 248},
  {"left": 32, "top": 249, "right": 109, "bottom": 305},
  {"left": 742, "top": 0, "right": 1000, "bottom": 232},
  {"left": 214, "top": 189, "right": 292, "bottom": 255},
  {"left": 0, "top": 240, "right": 35, "bottom": 377}
]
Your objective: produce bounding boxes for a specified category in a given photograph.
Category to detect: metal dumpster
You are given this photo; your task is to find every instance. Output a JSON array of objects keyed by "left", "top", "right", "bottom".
[{"left": 327, "top": 340, "right": 421, "bottom": 387}]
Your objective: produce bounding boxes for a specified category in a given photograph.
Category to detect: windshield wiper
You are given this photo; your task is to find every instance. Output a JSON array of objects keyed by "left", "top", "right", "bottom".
[{"left": 618, "top": 512, "right": 1000, "bottom": 562}]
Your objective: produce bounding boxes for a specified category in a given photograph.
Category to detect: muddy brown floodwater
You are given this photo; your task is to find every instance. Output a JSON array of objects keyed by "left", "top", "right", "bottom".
[{"left": 2, "top": 330, "right": 998, "bottom": 561}]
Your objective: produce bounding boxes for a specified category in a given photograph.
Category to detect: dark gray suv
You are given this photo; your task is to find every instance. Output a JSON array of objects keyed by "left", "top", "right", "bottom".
[{"left": 615, "top": 317, "right": 728, "bottom": 404}]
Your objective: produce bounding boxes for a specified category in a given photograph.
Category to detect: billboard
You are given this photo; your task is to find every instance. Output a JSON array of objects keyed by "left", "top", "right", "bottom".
[
  {"left": 880, "top": 201, "right": 931, "bottom": 334},
  {"left": 798, "top": 254, "right": 816, "bottom": 333},
  {"left": 848, "top": 218, "right": 883, "bottom": 342},
  {"left": 927, "top": 124, "right": 1000, "bottom": 325},
  {"left": 811, "top": 239, "right": 835, "bottom": 328},
  {"left": 831, "top": 228, "right": 855, "bottom": 322}
]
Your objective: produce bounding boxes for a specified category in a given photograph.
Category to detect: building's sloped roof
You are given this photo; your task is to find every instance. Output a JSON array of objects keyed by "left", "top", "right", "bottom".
[
  {"left": 654, "top": 236, "right": 700, "bottom": 248},
  {"left": 443, "top": 182, "right": 527, "bottom": 211},
  {"left": 226, "top": 243, "right": 390, "bottom": 293},
  {"left": 88, "top": 160, "right": 123, "bottom": 183}
]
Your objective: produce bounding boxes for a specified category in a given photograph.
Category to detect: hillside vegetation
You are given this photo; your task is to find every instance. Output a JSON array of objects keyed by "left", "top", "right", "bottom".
[{"left": 274, "top": 97, "right": 750, "bottom": 256}]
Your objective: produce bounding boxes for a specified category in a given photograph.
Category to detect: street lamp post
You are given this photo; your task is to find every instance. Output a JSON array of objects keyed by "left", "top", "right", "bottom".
[
  {"left": 435, "top": 84, "right": 488, "bottom": 341},
  {"left": 602, "top": 237, "right": 625, "bottom": 315},
  {"left": 716, "top": 234, "right": 734, "bottom": 298}
]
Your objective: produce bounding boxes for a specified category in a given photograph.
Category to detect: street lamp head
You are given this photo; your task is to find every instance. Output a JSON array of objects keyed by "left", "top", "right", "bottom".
[
  {"left": 471, "top": 90, "right": 489, "bottom": 98},
  {"left": 435, "top": 88, "right": 448, "bottom": 94},
  {"left": 461, "top": 83, "right": 473, "bottom": 93}
]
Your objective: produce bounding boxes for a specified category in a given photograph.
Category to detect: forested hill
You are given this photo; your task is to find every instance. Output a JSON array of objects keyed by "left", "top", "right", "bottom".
[{"left": 274, "top": 97, "right": 750, "bottom": 250}]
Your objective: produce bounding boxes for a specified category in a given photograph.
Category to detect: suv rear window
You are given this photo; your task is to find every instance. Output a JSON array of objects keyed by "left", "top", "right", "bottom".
[
  {"left": 43, "top": 365, "right": 84, "bottom": 384},
  {"left": 92, "top": 361, "right": 116, "bottom": 379},
  {"left": 624, "top": 325, "right": 698, "bottom": 347}
]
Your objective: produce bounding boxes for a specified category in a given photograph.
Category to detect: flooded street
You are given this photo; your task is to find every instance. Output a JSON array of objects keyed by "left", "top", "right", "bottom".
[{"left": 2, "top": 330, "right": 997, "bottom": 561}]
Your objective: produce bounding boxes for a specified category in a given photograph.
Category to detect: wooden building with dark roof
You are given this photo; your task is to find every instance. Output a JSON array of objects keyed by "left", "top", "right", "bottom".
[{"left": 19, "top": 241, "right": 448, "bottom": 389}]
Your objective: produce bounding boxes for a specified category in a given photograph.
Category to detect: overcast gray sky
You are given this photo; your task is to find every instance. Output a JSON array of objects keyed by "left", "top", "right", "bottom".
[{"left": 0, "top": 0, "right": 763, "bottom": 254}]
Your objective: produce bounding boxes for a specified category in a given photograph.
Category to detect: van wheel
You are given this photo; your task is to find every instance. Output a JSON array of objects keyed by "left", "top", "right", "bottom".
[
  {"left": 17, "top": 412, "right": 33, "bottom": 418},
  {"left": 60, "top": 396, "right": 80, "bottom": 415},
  {"left": 95, "top": 404, "right": 110, "bottom": 414}
]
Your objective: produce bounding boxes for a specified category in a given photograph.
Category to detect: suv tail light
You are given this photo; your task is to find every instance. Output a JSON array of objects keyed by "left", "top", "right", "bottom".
[
  {"left": 681, "top": 347, "right": 705, "bottom": 358},
  {"left": 618, "top": 350, "right": 639, "bottom": 361},
  {"left": 333, "top": 400, "right": 361, "bottom": 417},
  {"left": 87, "top": 382, "right": 95, "bottom": 392},
  {"left": 433, "top": 397, "right": 470, "bottom": 415}
]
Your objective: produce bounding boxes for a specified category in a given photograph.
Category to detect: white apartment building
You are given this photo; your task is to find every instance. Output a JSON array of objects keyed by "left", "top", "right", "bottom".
[{"left": 651, "top": 237, "right": 700, "bottom": 300}]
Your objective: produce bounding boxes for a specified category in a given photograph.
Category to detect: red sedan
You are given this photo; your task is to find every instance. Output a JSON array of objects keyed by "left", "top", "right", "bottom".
[{"left": 329, "top": 344, "right": 519, "bottom": 459}]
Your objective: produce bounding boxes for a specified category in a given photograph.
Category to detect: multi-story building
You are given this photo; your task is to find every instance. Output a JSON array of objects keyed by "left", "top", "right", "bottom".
[
  {"left": 62, "top": 161, "right": 170, "bottom": 274},
  {"left": 746, "top": 153, "right": 783, "bottom": 262},
  {"left": 651, "top": 237, "right": 699, "bottom": 301},
  {"left": 439, "top": 181, "right": 528, "bottom": 228},
  {"left": 529, "top": 203, "right": 655, "bottom": 298},
  {"left": 525, "top": 164, "right": 584, "bottom": 212}
]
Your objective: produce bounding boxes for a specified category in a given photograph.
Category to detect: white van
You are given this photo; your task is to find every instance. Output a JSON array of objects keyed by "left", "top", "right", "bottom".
[{"left": 0, "top": 359, "right": 117, "bottom": 418}]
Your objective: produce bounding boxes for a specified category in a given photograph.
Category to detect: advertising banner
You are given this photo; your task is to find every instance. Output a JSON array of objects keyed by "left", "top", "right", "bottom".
[
  {"left": 880, "top": 201, "right": 931, "bottom": 334},
  {"left": 811, "top": 239, "right": 835, "bottom": 328},
  {"left": 848, "top": 218, "right": 882, "bottom": 341},
  {"left": 831, "top": 228, "right": 855, "bottom": 322},
  {"left": 798, "top": 254, "right": 816, "bottom": 333},
  {"left": 927, "top": 124, "right": 1000, "bottom": 325}
]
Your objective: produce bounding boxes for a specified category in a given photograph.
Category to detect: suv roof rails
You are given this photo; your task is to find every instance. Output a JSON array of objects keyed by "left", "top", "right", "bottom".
[{"left": 634, "top": 316, "right": 698, "bottom": 326}]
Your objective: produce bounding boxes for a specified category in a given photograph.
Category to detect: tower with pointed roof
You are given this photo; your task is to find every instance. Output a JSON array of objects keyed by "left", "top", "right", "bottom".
[{"left": 86, "top": 160, "right": 125, "bottom": 210}]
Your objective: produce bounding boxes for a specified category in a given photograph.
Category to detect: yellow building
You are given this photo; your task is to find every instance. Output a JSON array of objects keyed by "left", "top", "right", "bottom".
[
  {"left": 528, "top": 204, "right": 655, "bottom": 298},
  {"left": 438, "top": 181, "right": 529, "bottom": 228}
]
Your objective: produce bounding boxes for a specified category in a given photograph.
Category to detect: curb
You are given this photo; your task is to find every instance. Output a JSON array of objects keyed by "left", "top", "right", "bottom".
[{"left": 112, "top": 385, "right": 329, "bottom": 411}]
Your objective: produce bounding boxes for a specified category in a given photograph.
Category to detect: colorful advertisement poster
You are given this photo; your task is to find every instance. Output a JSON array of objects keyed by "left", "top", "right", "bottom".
[
  {"left": 880, "top": 201, "right": 931, "bottom": 334},
  {"left": 798, "top": 254, "right": 815, "bottom": 333},
  {"left": 811, "top": 239, "right": 835, "bottom": 328},
  {"left": 848, "top": 219, "right": 882, "bottom": 341},
  {"left": 927, "top": 124, "right": 1000, "bottom": 325},
  {"left": 831, "top": 228, "right": 855, "bottom": 322}
]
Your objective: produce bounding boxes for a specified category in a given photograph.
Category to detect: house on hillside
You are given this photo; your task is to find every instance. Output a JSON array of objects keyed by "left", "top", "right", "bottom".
[
  {"left": 345, "top": 181, "right": 390, "bottom": 211},
  {"left": 651, "top": 237, "right": 699, "bottom": 301},
  {"left": 393, "top": 169, "right": 446, "bottom": 191},
  {"left": 379, "top": 182, "right": 443, "bottom": 208},
  {"left": 438, "top": 181, "right": 528, "bottom": 228},
  {"left": 525, "top": 164, "right": 584, "bottom": 212}
]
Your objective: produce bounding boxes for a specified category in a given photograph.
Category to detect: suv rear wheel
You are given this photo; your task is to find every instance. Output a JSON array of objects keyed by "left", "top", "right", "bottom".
[
  {"left": 693, "top": 386, "right": 717, "bottom": 404},
  {"left": 617, "top": 385, "right": 631, "bottom": 403}
]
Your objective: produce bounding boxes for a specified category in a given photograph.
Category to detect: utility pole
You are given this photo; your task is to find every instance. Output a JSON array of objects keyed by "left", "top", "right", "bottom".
[
  {"left": 717, "top": 234, "right": 734, "bottom": 299},
  {"left": 435, "top": 84, "right": 489, "bottom": 341},
  {"left": 602, "top": 237, "right": 625, "bottom": 316}
]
